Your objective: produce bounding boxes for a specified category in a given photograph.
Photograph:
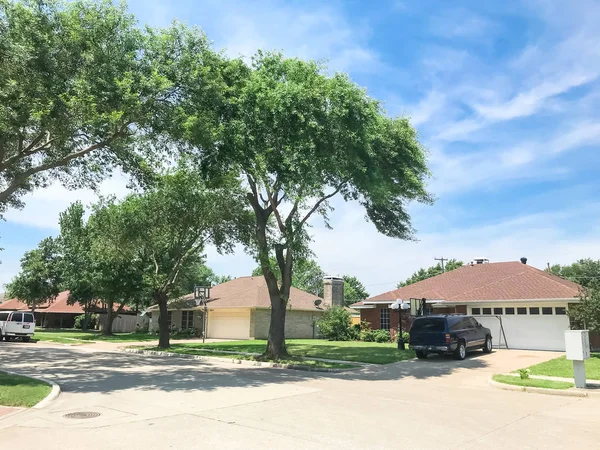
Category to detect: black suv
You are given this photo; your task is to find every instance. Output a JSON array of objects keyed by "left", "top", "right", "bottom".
[{"left": 408, "top": 315, "right": 492, "bottom": 360}]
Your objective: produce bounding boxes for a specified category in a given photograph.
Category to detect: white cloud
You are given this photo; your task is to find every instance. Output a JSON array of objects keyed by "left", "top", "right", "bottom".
[{"left": 429, "top": 8, "right": 495, "bottom": 39}]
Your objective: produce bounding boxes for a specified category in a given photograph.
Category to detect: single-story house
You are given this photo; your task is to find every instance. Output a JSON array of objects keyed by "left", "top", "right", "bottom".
[
  {"left": 351, "top": 258, "right": 596, "bottom": 351},
  {"left": 147, "top": 275, "right": 346, "bottom": 339},
  {"left": 0, "top": 291, "right": 139, "bottom": 331}
]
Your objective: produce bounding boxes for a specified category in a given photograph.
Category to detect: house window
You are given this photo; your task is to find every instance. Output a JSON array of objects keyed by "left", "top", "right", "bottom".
[
  {"left": 471, "top": 308, "right": 481, "bottom": 315},
  {"left": 167, "top": 311, "right": 172, "bottom": 329},
  {"left": 529, "top": 307, "right": 540, "bottom": 315},
  {"left": 493, "top": 307, "right": 503, "bottom": 315},
  {"left": 517, "top": 307, "right": 527, "bottom": 315},
  {"left": 542, "top": 307, "right": 553, "bottom": 315},
  {"left": 380, "top": 308, "right": 390, "bottom": 330},
  {"left": 555, "top": 307, "right": 567, "bottom": 315},
  {"left": 505, "top": 307, "right": 515, "bottom": 315},
  {"left": 482, "top": 308, "right": 492, "bottom": 315},
  {"left": 181, "top": 311, "right": 194, "bottom": 329}
]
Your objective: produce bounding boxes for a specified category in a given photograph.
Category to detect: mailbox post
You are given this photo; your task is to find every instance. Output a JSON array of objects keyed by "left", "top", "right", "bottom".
[{"left": 564, "top": 330, "right": 590, "bottom": 389}]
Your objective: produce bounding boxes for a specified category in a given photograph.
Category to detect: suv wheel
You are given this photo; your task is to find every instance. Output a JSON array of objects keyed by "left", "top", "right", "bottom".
[
  {"left": 483, "top": 336, "right": 492, "bottom": 353},
  {"left": 22, "top": 336, "right": 31, "bottom": 343},
  {"left": 454, "top": 341, "right": 467, "bottom": 360},
  {"left": 416, "top": 350, "right": 427, "bottom": 359}
]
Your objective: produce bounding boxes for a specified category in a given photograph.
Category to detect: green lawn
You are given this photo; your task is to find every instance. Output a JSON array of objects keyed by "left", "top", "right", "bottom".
[
  {"left": 159, "top": 339, "right": 415, "bottom": 365},
  {"left": 524, "top": 353, "right": 600, "bottom": 380},
  {"left": 0, "top": 373, "right": 52, "bottom": 407},
  {"left": 34, "top": 330, "right": 164, "bottom": 344},
  {"left": 142, "top": 346, "right": 354, "bottom": 369},
  {"left": 493, "top": 374, "right": 574, "bottom": 390}
]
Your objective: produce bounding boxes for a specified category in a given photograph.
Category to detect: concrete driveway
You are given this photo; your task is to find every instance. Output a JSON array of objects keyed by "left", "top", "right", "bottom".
[{"left": 1, "top": 342, "right": 599, "bottom": 449}]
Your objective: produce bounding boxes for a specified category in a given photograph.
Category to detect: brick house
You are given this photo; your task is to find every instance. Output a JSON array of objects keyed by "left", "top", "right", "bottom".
[
  {"left": 146, "top": 276, "right": 345, "bottom": 339},
  {"left": 351, "top": 259, "right": 597, "bottom": 351}
]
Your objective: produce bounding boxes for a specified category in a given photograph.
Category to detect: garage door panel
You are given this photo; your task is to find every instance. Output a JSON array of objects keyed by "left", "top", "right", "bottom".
[
  {"left": 208, "top": 311, "right": 250, "bottom": 339},
  {"left": 476, "top": 315, "right": 569, "bottom": 351}
]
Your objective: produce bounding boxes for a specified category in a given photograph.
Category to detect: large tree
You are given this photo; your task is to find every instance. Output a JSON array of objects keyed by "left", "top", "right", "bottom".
[
  {"left": 252, "top": 257, "right": 326, "bottom": 296},
  {"left": 0, "top": 0, "right": 172, "bottom": 218},
  {"left": 397, "top": 259, "right": 463, "bottom": 288},
  {"left": 548, "top": 259, "right": 600, "bottom": 290},
  {"left": 178, "top": 52, "right": 432, "bottom": 358},
  {"left": 5, "top": 237, "right": 61, "bottom": 312},
  {"left": 98, "top": 169, "right": 248, "bottom": 348}
]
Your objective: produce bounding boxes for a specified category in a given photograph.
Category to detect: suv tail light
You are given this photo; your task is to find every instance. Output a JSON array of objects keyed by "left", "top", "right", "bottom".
[{"left": 445, "top": 334, "right": 451, "bottom": 344}]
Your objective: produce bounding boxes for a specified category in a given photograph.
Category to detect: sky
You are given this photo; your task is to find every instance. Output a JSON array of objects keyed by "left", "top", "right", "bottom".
[{"left": 2, "top": 0, "right": 600, "bottom": 297}]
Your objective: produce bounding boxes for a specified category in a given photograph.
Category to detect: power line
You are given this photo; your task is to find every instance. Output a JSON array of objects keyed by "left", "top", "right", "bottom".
[{"left": 434, "top": 257, "right": 448, "bottom": 272}]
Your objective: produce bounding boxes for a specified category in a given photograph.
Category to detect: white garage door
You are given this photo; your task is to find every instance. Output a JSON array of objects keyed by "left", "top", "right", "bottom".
[
  {"left": 208, "top": 310, "right": 250, "bottom": 339},
  {"left": 477, "top": 314, "right": 570, "bottom": 351}
]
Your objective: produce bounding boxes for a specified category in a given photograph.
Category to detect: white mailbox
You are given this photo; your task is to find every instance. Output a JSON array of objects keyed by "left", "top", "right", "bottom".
[{"left": 565, "top": 330, "right": 590, "bottom": 361}]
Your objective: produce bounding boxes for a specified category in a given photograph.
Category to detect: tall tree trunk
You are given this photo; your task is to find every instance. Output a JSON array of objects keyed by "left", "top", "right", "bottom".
[
  {"left": 265, "top": 294, "right": 288, "bottom": 359},
  {"left": 103, "top": 300, "right": 114, "bottom": 336},
  {"left": 154, "top": 291, "right": 170, "bottom": 349}
]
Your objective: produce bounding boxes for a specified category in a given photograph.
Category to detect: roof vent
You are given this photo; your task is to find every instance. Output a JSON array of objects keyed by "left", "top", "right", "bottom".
[
  {"left": 520, "top": 257, "right": 527, "bottom": 265},
  {"left": 314, "top": 299, "right": 322, "bottom": 307},
  {"left": 472, "top": 257, "right": 489, "bottom": 265}
]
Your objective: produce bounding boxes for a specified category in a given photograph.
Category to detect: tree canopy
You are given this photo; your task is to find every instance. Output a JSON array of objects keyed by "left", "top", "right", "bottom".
[
  {"left": 5, "top": 236, "right": 61, "bottom": 311},
  {"left": 548, "top": 259, "right": 600, "bottom": 290},
  {"left": 252, "top": 257, "right": 325, "bottom": 296},
  {"left": 176, "top": 51, "right": 432, "bottom": 358},
  {"left": 397, "top": 259, "right": 463, "bottom": 288},
  {"left": 342, "top": 275, "right": 369, "bottom": 306}
]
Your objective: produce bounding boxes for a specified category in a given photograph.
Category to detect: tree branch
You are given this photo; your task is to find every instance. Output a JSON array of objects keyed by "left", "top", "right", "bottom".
[
  {"left": 266, "top": 186, "right": 286, "bottom": 233},
  {"left": 299, "top": 180, "right": 347, "bottom": 227}
]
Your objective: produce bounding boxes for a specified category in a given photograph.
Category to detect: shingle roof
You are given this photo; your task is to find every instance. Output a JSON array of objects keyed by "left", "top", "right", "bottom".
[
  {"left": 148, "top": 276, "right": 325, "bottom": 311},
  {"left": 352, "top": 261, "right": 581, "bottom": 307},
  {"left": 0, "top": 291, "right": 130, "bottom": 314}
]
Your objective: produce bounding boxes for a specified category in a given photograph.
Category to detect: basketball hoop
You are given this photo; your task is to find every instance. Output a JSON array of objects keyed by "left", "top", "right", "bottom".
[{"left": 194, "top": 285, "right": 211, "bottom": 343}]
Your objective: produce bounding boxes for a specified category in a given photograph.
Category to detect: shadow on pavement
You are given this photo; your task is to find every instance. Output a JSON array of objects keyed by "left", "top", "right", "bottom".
[{"left": 0, "top": 343, "right": 489, "bottom": 394}]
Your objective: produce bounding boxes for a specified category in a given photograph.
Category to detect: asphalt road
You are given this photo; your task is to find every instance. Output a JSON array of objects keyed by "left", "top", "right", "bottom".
[{"left": 1, "top": 341, "right": 599, "bottom": 449}]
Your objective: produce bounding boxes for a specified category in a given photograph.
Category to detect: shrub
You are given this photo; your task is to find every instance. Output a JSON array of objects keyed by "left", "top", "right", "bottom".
[
  {"left": 317, "top": 306, "right": 353, "bottom": 341},
  {"left": 361, "top": 329, "right": 375, "bottom": 342},
  {"left": 171, "top": 328, "right": 197, "bottom": 338},
  {"left": 518, "top": 368, "right": 531, "bottom": 380},
  {"left": 373, "top": 329, "right": 391, "bottom": 343},
  {"left": 74, "top": 314, "right": 99, "bottom": 330},
  {"left": 401, "top": 331, "right": 409, "bottom": 342}
]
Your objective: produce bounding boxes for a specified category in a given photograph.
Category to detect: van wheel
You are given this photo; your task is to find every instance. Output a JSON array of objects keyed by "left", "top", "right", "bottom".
[
  {"left": 482, "top": 336, "right": 492, "bottom": 353},
  {"left": 454, "top": 341, "right": 467, "bottom": 360},
  {"left": 22, "top": 336, "right": 31, "bottom": 343},
  {"left": 416, "top": 350, "right": 427, "bottom": 359}
]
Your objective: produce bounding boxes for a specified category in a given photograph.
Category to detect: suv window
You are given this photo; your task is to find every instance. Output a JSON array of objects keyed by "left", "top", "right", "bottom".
[
  {"left": 448, "top": 317, "right": 466, "bottom": 331},
  {"left": 0, "top": 312, "right": 9, "bottom": 321},
  {"left": 411, "top": 317, "right": 445, "bottom": 332},
  {"left": 10, "top": 312, "right": 23, "bottom": 322},
  {"left": 23, "top": 313, "right": 35, "bottom": 323},
  {"left": 467, "top": 317, "right": 480, "bottom": 328}
]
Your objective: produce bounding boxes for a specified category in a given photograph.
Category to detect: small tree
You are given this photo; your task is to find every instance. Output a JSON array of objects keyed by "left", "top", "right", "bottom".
[
  {"left": 568, "top": 288, "right": 600, "bottom": 333},
  {"left": 99, "top": 169, "right": 249, "bottom": 348},
  {"left": 5, "top": 237, "right": 61, "bottom": 312},
  {"left": 317, "top": 306, "right": 353, "bottom": 341},
  {"left": 342, "top": 275, "right": 369, "bottom": 306}
]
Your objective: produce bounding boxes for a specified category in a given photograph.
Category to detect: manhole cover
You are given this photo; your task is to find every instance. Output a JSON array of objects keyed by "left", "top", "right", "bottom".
[{"left": 63, "top": 412, "right": 101, "bottom": 419}]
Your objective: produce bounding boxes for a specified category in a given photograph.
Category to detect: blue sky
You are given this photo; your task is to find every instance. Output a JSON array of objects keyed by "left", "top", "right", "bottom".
[{"left": 2, "top": 0, "right": 600, "bottom": 295}]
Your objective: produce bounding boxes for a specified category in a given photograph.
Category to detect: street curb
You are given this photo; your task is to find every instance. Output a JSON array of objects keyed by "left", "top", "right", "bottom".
[
  {"left": 488, "top": 378, "right": 587, "bottom": 397},
  {"left": 123, "top": 348, "right": 357, "bottom": 373},
  {"left": 0, "top": 370, "right": 61, "bottom": 408}
]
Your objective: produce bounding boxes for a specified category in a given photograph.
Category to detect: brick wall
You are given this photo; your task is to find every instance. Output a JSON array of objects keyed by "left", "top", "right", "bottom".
[
  {"left": 251, "top": 309, "right": 322, "bottom": 339},
  {"left": 359, "top": 305, "right": 412, "bottom": 333}
]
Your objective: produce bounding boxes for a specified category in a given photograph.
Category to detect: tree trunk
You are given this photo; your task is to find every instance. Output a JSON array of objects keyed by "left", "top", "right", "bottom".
[
  {"left": 265, "top": 295, "right": 288, "bottom": 359},
  {"left": 154, "top": 291, "right": 170, "bottom": 349},
  {"left": 103, "top": 300, "right": 114, "bottom": 336}
]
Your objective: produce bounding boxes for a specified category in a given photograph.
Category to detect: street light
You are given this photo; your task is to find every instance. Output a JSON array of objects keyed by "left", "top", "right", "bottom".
[{"left": 391, "top": 298, "right": 410, "bottom": 350}]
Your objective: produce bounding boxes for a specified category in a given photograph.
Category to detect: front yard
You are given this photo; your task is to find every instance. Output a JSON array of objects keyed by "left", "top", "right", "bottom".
[
  {"left": 150, "top": 339, "right": 416, "bottom": 365},
  {"left": 34, "top": 330, "right": 171, "bottom": 344},
  {"left": 524, "top": 353, "right": 600, "bottom": 380},
  {"left": 0, "top": 373, "right": 51, "bottom": 407}
]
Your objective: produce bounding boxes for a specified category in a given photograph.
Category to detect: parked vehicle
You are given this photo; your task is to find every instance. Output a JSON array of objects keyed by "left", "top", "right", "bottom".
[
  {"left": 0, "top": 311, "right": 36, "bottom": 342},
  {"left": 409, "top": 314, "right": 492, "bottom": 360}
]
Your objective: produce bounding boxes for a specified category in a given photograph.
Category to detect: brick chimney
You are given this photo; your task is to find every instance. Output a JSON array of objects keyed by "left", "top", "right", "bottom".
[{"left": 323, "top": 276, "right": 344, "bottom": 308}]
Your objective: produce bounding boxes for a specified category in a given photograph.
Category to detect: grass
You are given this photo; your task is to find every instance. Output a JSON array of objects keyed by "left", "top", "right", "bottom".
[
  {"left": 492, "top": 374, "right": 574, "bottom": 390},
  {"left": 141, "top": 346, "right": 355, "bottom": 369},
  {"left": 149, "top": 339, "right": 415, "bottom": 365},
  {"left": 523, "top": 353, "right": 600, "bottom": 380},
  {"left": 0, "top": 373, "right": 52, "bottom": 407},
  {"left": 34, "top": 329, "right": 169, "bottom": 344}
]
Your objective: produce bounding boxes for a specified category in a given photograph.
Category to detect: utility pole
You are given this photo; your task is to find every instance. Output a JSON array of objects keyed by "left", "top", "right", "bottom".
[{"left": 435, "top": 257, "right": 448, "bottom": 272}]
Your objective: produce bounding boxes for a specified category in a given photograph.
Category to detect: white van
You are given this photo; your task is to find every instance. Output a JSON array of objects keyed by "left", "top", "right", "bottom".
[{"left": 0, "top": 311, "right": 36, "bottom": 342}]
